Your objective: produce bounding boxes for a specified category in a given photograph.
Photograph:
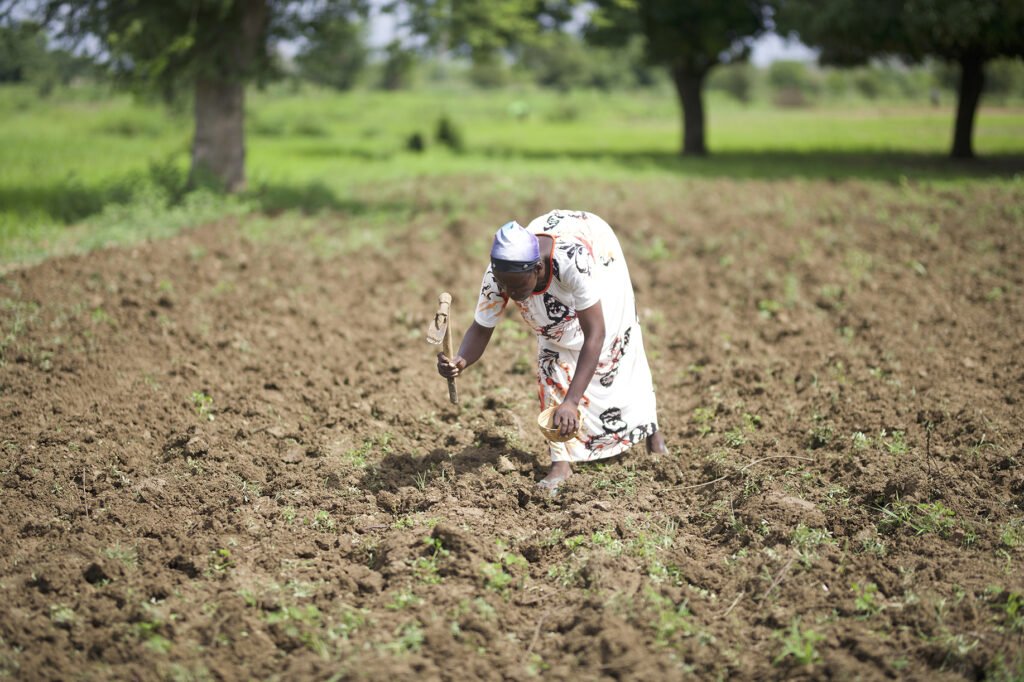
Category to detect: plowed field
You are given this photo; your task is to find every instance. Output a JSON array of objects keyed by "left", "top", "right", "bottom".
[{"left": 2, "top": 177, "right": 1022, "bottom": 680}]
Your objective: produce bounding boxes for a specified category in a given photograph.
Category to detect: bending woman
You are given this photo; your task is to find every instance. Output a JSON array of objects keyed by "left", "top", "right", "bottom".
[{"left": 437, "top": 211, "right": 667, "bottom": 492}]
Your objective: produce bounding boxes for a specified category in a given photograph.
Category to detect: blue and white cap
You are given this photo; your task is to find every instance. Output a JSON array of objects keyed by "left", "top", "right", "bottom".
[{"left": 490, "top": 220, "right": 540, "bottom": 272}]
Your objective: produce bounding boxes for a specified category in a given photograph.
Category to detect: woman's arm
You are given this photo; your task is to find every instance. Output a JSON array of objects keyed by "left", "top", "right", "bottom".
[
  {"left": 437, "top": 320, "right": 495, "bottom": 378},
  {"left": 554, "top": 302, "right": 605, "bottom": 436}
]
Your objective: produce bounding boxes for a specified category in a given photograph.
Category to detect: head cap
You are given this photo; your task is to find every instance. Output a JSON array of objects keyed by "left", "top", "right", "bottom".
[{"left": 490, "top": 220, "right": 540, "bottom": 272}]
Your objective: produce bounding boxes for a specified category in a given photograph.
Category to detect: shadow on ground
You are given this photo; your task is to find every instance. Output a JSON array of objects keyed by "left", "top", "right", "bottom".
[
  {"left": 5, "top": 150, "right": 1021, "bottom": 232},
  {"left": 479, "top": 148, "right": 1024, "bottom": 182},
  {"left": 361, "top": 436, "right": 540, "bottom": 494}
]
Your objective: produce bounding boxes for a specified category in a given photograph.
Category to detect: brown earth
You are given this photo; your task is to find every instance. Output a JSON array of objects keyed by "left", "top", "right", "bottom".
[{"left": 1, "top": 177, "right": 1022, "bottom": 680}]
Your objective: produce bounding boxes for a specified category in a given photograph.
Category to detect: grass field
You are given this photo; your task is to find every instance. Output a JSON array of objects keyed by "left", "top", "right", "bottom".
[{"left": 1, "top": 82, "right": 1023, "bottom": 266}]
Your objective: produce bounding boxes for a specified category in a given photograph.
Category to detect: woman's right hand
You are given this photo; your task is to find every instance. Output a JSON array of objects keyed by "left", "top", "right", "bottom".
[{"left": 437, "top": 353, "right": 467, "bottom": 379}]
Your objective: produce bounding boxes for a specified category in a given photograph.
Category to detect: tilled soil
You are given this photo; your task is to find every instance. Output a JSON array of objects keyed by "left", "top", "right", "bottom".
[{"left": 1, "top": 177, "right": 1022, "bottom": 680}]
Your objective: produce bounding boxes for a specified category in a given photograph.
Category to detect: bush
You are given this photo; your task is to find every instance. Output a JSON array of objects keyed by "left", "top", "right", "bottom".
[
  {"left": 406, "top": 132, "right": 425, "bottom": 153},
  {"left": 769, "top": 61, "right": 820, "bottom": 107},
  {"left": 435, "top": 116, "right": 464, "bottom": 152},
  {"left": 379, "top": 42, "right": 416, "bottom": 91},
  {"left": 469, "top": 54, "right": 508, "bottom": 89},
  {"left": 710, "top": 63, "right": 755, "bottom": 103}
]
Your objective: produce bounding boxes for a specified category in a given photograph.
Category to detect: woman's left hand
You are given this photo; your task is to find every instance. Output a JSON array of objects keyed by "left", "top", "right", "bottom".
[{"left": 553, "top": 400, "right": 580, "bottom": 437}]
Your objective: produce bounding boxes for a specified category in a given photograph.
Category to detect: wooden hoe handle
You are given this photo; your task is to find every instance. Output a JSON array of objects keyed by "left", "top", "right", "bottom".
[{"left": 436, "top": 293, "right": 459, "bottom": 405}]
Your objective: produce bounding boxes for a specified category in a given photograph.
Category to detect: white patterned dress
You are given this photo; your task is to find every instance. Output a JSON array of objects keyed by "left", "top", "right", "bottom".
[{"left": 474, "top": 210, "right": 660, "bottom": 463}]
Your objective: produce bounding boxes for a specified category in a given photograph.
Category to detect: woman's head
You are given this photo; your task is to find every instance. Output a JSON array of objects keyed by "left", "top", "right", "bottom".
[{"left": 491, "top": 221, "right": 542, "bottom": 301}]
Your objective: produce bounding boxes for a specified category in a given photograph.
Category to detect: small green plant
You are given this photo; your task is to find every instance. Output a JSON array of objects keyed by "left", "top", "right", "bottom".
[
  {"left": 391, "top": 515, "right": 415, "bottom": 530},
  {"left": 382, "top": 621, "right": 424, "bottom": 654},
  {"left": 692, "top": 407, "right": 715, "bottom": 437},
  {"left": 190, "top": 391, "right": 214, "bottom": 421},
  {"left": 345, "top": 432, "right": 393, "bottom": 469},
  {"left": 207, "top": 548, "right": 234, "bottom": 574},
  {"left": 758, "top": 298, "right": 782, "bottom": 318},
  {"left": 773, "top": 618, "right": 824, "bottom": 666},
  {"left": 546, "top": 562, "right": 580, "bottom": 587},
  {"left": 104, "top": 542, "right": 138, "bottom": 568},
  {"left": 310, "top": 510, "right": 335, "bottom": 532},
  {"left": 823, "top": 485, "right": 851, "bottom": 508},
  {"left": 851, "top": 582, "right": 883, "bottom": 617},
  {"left": 882, "top": 429, "right": 908, "bottom": 455},
  {"left": 646, "top": 589, "right": 696, "bottom": 646},
  {"left": 264, "top": 604, "right": 330, "bottom": 656},
  {"left": 134, "top": 617, "right": 171, "bottom": 653},
  {"left": 915, "top": 501, "right": 956, "bottom": 536},
  {"left": 877, "top": 499, "right": 955, "bottom": 537},
  {"left": 413, "top": 536, "right": 449, "bottom": 584},
  {"left": 791, "top": 524, "right": 835, "bottom": 568},
  {"left": 724, "top": 427, "right": 746, "bottom": 448},
  {"left": 642, "top": 236, "right": 671, "bottom": 261},
  {"left": 1001, "top": 518, "right": 1024, "bottom": 548},
  {"left": 807, "top": 422, "right": 834, "bottom": 449},
  {"left": 997, "top": 591, "right": 1024, "bottom": 632},
  {"left": 481, "top": 548, "right": 528, "bottom": 595},
  {"left": 387, "top": 589, "right": 423, "bottom": 611},
  {"left": 850, "top": 431, "right": 870, "bottom": 450},
  {"left": 49, "top": 604, "right": 75, "bottom": 627}
]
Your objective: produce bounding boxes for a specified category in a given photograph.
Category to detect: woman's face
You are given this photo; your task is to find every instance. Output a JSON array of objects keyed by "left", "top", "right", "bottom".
[{"left": 494, "top": 265, "right": 541, "bottom": 302}]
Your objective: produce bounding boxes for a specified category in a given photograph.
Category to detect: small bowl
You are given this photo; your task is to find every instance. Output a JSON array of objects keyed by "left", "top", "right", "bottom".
[{"left": 537, "top": 405, "right": 582, "bottom": 443}]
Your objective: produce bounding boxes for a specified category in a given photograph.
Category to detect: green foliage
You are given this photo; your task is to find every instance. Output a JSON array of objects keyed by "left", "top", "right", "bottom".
[
  {"left": 396, "top": 0, "right": 571, "bottom": 60},
  {"left": 773, "top": 618, "right": 824, "bottom": 666},
  {"left": 382, "top": 621, "right": 424, "bottom": 654},
  {"left": 378, "top": 41, "right": 417, "bottom": 90},
  {"left": 776, "top": 0, "right": 1024, "bottom": 155},
  {"left": 709, "top": 62, "right": 756, "bottom": 103},
  {"left": 295, "top": 12, "right": 368, "bottom": 91},
  {"left": 882, "top": 429, "right": 908, "bottom": 455},
  {"left": 413, "top": 536, "right": 449, "bottom": 584},
  {"left": 0, "top": 20, "right": 96, "bottom": 92},
  {"left": 310, "top": 510, "right": 336, "bottom": 532},
  {"left": 646, "top": 589, "right": 697, "bottom": 646},
  {"left": 587, "top": 0, "right": 771, "bottom": 69},
  {"left": 877, "top": 499, "right": 957, "bottom": 537},
  {"left": 481, "top": 547, "right": 528, "bottom": 595},
  {"left": 851, "top": 582, "right": 884, "bottom": 616},
  {"left": 519, "top": 33, "right": 653, "bottom": 91},
  {"left": 191, "top": 391, "right": 214, "bottom": 420},
  {"left": 692, "top": 406, "right": 716, "bottom": 436},
  {"left": 435, "top": 115, "right": 464, "bottom": 152},
  {"left": 1001, "top": 518, "right": 1024, "bottom": 548},
  {"left": 791, "top": 524, "right": 835, "bottom": 568}
]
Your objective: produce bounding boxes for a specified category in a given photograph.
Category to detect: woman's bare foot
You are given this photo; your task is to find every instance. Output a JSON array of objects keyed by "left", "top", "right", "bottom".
[
  {"left": 537, "top": 461, "right": 572, "bottom": 494},
  {"left": 646, "top": 431, "right": 668, "bottom": 454}
]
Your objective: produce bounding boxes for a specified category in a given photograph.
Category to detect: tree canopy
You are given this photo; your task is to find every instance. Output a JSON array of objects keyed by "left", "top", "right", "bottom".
[
  {"left": 776, "top": 0, "right": 1024, "bottom": 157},
  {"left": 586, "top": 0, "right": 773, "bottom": 155},
  {"left": 38, "top": 0, "right": 368, "bottom": 190}
]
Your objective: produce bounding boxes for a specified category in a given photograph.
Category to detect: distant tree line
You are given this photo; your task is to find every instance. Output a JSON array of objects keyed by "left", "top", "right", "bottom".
[{"left": 3, "top": 0, "right": 1021, "bottom": 189}]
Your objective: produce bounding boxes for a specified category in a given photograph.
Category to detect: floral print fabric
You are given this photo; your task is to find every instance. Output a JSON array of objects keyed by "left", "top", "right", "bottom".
[{"left": 474, "top": 210, "right": 659, "bottom": 462}]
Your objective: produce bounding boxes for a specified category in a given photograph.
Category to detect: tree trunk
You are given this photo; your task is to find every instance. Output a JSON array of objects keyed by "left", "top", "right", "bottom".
[
  {"left": 187, "top": 0, "right": 268, "bottom": 191},
  {"left": 670, "top": 64, "right": 708, "bottom": 157},
  {"left": 190, "top": 77, "right": 246, "bottom": 192},
  {"left": 951, "top": 54, "right": 985, "bottom": 160}
]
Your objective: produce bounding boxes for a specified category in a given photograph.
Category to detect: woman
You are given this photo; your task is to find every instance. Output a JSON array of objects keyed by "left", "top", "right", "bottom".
[{"left": 437, "top": 211, "right": 667, "bottom": 492}]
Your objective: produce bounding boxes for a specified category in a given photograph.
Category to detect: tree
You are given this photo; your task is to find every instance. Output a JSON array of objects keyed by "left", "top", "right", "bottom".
[
  {"left": 0, "top": 19, "right": 95, "bottom": 90},
  {"left": 41, "top": 1, "right": 366, "bottom": 191},
  {"left": 775, "top": 0, "right": 1024, "bottom": 158},
  {"left": 391, "top": 0, "right": 576, "bottom": 84},
  {"left": 586, "top": 0, "right": 772, "bottom": 156},
  {"left": 295, "top": 9, "right": 368, "bottom": 91}
]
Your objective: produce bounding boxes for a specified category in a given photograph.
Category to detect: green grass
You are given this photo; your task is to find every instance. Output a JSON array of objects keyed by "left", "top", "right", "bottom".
[{"left": 2, "top": 82, "right": 1023, "bottom": 267}]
